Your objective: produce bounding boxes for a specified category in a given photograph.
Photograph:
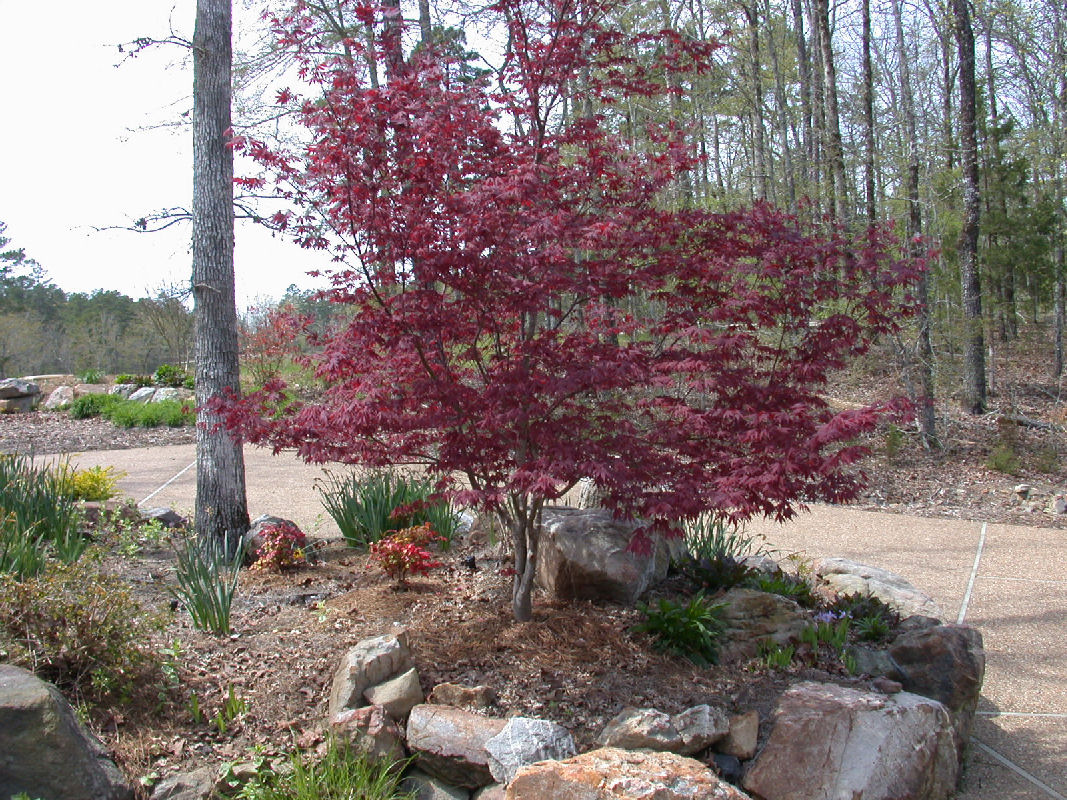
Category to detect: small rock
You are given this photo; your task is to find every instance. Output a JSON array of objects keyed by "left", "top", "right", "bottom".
[
  {"left": 44, "top": 385, "right": 75, "bottom": 410},
  {"left": 485, "top": 716, "right": 577, "bottom": 784},
  {"left": 128, "top": 387, "right": 157, "bottom": 403},
  {"left": 672, "top": 704, "right": 729, "bottom": 754},
  {"left": 364, "top": 666, "right": 424, "bottom": 720},
  {"left": 428, "top": 683, "right": 496, "bottom": 710},
  {"left": 1013, "top": 484, "right": 1033, "bottom": 499},
  {"left": 329, "top": 632, "right": 413, "bottom": 717},
  {"left": 1049, "top": 495, "right": 1067, "bottom": 515},
  {"left": 406, "top": 704, "right": 507, "bottom": 789},
  {"left": 711, "top": 753, "right": 744, "bottom": 784},
  {"left": 401, "top": 769, "right": 470, "bottom": 800},
  {"left": 715, "top": 710, "right": 759, "bottom": 760},
  {"left": 142, "top": 507, "right": 187, "bottom": 529},
  {"left": 330, "top": 704, "right": 405, "bottom": 762},
  {"left": 149, "top": 767, "right": 216, "bottom": 800},
  {"left": 597, "top": 706, "right": 684, "bottom": 752},
  {"left": 872, "top": 676, "right": 903, "bottom": 694}
]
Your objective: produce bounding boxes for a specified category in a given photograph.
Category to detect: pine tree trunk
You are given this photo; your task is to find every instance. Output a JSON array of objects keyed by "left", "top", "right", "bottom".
[
  {"left": 192, "top": 0, "right": 249, "bottom": 551},
  {"left": 952, "top": 0, "right": 986, "bottom": 414}
]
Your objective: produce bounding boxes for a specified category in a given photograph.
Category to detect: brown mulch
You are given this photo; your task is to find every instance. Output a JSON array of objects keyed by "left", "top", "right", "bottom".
[{"left": 0, "top": 412, "right": 195, "bottom": 456}]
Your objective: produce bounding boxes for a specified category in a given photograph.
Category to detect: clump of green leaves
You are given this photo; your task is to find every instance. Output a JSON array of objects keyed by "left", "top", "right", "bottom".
[
  {"left": 76, "top": 368, "right": 104, "bottom": 384},
  {"left": 883, "top": 423, "right": 906, "bottom": 460},
  {"left": 634, "top": 592, "right": 727, "bottom": 666},
  {"left": 752, "top": 569, "right": 818, "bottom": 608},
  {"left": 222, "top": 738, "right": 413, "bottom": 800},
  {"left": 114, "top": 374, "right": 153, "bottom": 387},
  {"left": 68, "top": 392, "right": 123, "bottom": 419},
  {"left": 170, "top": 535, "right": 245, "bottom": 635},
  {"left": 213, "top": 684, "right": 248, "bottom": 734},
  {"left": 0, "top": 552, "right": 164, "bottom": 702},
  {"left": 759, "top": 641, "right": 795, "bottom": 670},
  {"left": 825, "top": 592, "right": 899, "bottom": 630},
  {"left": 318, "top": 470, "right": 459, "bottom": 549},
  {"left": 0, "top": 454, "right": 85, "bottom": 575}
]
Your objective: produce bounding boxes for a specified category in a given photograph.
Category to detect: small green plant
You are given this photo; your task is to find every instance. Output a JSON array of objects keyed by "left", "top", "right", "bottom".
[
  {"left": 226, "top": 737, "right": 413, "bottom": 800},
  {"left": 986, "top": 441, "right": 1020, "bottom": 475},
  {"left": 77, "top": 368, "right": 104, "bottom": 384},
  {"left": 853, "top": 614, "right": 892, "bottom": 642},
  {"left": 214, "top": 683, "right": 248, "bottom": 733},
  {"left": 825, "top": 592, "right": 899, "bottom": 630},
  {"left": 882, "top": 423, "right": 906, "bottom": 460},
  {"left": 633, "top": 592, "right": 727, "bottom": 666},
  {"left": 170, "top": 535, "right": 245, "bottom": 635},
  {"left": 1032, "top": 446, "right": 1059, "bottom": 474},
  {"left": 678, "top": 553, "right": 756, "bottom": 593},
  {"left": 752, "top": 570, "right": 818, "bottom": 607},
  {"left": 760, "top": 641, "right": 795, "bottom": 669},
  {"left": 842, "top": 651, "right": 859, "bottom": 675},
  {"left": 188, "top": 691, "right": 204, "bottom": 725},
  {"left": 0, "top": 552, "right": 164, "bottom": 703},
  {"left": 369, "top": 523, "right": 444, "bottom": 586},
  {"left": 108, "top": 398, "right": 195, "bottom": 428},
  {"left": 318, "top": 470, "right": 459, "bottom": 549},
  {"left": 153, "top": 363, "right": 191, "bottom": 388}
]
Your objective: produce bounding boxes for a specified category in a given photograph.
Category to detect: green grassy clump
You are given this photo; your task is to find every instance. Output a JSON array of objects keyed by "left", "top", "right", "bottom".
[
  {"left": 170, "top": 535, "right": 245, "bottom": 636},
  {"left": 69, "top": 392, "right": 193, "bottom": 428},
  {"left": 223, "top": 738, "right": 413, "bottom": 800},
  {"left": 0, "top": 454, "right": 85, "bottom": 577},
  {"left": 318, "top": 470, "right": 459, "bottom": 549}
]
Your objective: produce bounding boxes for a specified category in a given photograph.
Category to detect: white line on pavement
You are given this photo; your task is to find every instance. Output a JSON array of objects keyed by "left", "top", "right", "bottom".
[
  {"left": 138, "top": 461, "right": 195, "bottom": 507},
  {"left": 978, "top": 711, "right": 1067, "bottom": 719},
  {"left": 957, "top": 521, "right": 987, "bottom": 625},
  {"left": 973, "top": 739, "right": 1067, "bottom": 800}
]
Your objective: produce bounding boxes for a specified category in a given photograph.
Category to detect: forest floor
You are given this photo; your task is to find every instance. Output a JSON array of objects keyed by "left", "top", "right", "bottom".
[{"left": 1, "top": 324, "right": 1064, "bottom": 794}]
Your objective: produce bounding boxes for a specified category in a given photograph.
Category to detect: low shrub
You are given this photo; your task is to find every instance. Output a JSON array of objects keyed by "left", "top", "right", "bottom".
[
  {"left": 249, "top": 520, "right": 307, "bottom": 572},
  {"left": 153, "top": 363, "right": 191, "bottom": 388},
  {"left": 76, "top": 368, "right": 104, "bottom": 384},
  {"left": 114, "top": 374, "right": 153, "bottom": 387},
  {"left": 824, "top": 592, "right": 900, "bottom": 629},
  {"left": 683, "top": 514, "right": 764, "bottom": 562},
  {"left": 53, "top": 464, "right": 125, "bottom": 502},
  {"left": 0, "top": 552, "right": 164, "bottom": 702},
  {"left": 68, "top": 393, "right": 122, "bottom": 419},
  {"left": 318, "top": 470, "right": 459, "bottom": 549},
  {"left": 369, "top": 523, "right": 443, "bottom": 586},
  {"left": 752, "top": 570, "right": 819, "bottom": 608},
  {"left": 633, "top": 592, "right": 726, "bottom": 666}
]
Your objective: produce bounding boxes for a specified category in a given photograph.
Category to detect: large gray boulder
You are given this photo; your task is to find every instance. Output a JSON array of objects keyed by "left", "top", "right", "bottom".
[
  {"left": 44, "top": 385, "right": 75, "bottom": 410},
  {"left": 0, "top": 665, "right": 133, "bottom": 800},
  {"left": 888, "top": 624, "right": 985, "bottom": 751},
  {"left": 406, "top": 704, "right": 507, "bottom": 789},
  {"left": 0, "top": 378, "right": 40, "bottom": 399},
  {"left": 742, "top": 681, "right": 958, "bottom": 800},
  {"left": 329, "top": 631, "right": 414, "bottom": 717},
  {"left": 816, "top": 558, "right": 944, "bottom": 620},
  {"left": 535, "top": 508, "right": 667, "bottom": 604},
  {"left": 597, "top": 706, "right": 684, "bottom": 752},
  {"left": 485, "top": 716, "right": 577, "bottom": 785},
  {"left": 507, "top": 747, "right": 754, "bottom": 799}
]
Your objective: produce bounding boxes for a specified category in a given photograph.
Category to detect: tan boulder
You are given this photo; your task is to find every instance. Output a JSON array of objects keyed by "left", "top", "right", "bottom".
[
  {"left": 505, "top": 747, "right": 753, "bottom": 799},
  {"left": 406, "top": 703, "right": 507, "bottom": 789}
]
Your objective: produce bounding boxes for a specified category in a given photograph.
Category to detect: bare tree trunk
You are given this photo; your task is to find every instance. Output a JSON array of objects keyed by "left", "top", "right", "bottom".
[
  {"left": 861, "top": 0, "right": 877, "bottom": 225},
  {"left": 743, "top": 2, "right": 769, "bottom": 200},
  {"left": 766, "top": 0, "right": 797, "bottom": 207},
  {"left": 791, "top": 0, "right": 814, "bottom": 201},
  {"left": 952, "top": 0, "right": 986, "bottom": 413},
  {"left": 894, "top": 0, "right": 938, "bottom": 446},
  {"left": 814, "top": 0, "right": 847, "bottom": 221},
  {"left": 192, "top": 0, "right": 249, "bottom": 550}
]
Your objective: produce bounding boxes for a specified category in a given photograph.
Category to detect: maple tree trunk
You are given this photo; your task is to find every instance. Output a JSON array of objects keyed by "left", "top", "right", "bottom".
[
  {"left": 953, "top": 0, "right": 986, "bottom": 414},
  {"left": 192, "top": 0, "right": 249, "bottom": 551},
  {"left": 507, "top": 496, "right": 541, "bottom": 622}
]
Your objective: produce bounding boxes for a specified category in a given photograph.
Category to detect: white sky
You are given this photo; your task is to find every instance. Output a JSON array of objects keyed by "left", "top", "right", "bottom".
[{"left": 0, "top": 0, "right": 327, "bottom": 309}]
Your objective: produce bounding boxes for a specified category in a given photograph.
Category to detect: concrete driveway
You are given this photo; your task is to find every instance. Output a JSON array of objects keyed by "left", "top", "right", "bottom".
[{"left": 62, "top": 444, "right": 1067, "bottom": 800}]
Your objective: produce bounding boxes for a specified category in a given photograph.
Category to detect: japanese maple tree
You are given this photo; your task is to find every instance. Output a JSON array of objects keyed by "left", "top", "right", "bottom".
[{"left": 223, "top": 0, "right": 920, "bottom": 621}]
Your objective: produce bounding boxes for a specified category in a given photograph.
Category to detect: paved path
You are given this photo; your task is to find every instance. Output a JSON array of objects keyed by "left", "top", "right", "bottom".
[{"left": 62, "top": 444, "right": 1066, "bottom": 799}]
